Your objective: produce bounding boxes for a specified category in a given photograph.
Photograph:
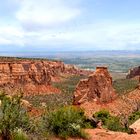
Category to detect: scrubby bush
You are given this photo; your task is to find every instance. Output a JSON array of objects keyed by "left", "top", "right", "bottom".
[
  {"left": 94, "top": 110, "right": 125, "bottom": 131},
  {"left": 94, "top": 109, "right": 110, "bottom": 124},
  {"left": 0, "top": 93, "right": 31, "bottom": 140},
  {"left": 105, "top": 116, "right": 123, "bottom": 131},
  {"left": 43, "top": 106, "right": 88, "bottom": 139}
]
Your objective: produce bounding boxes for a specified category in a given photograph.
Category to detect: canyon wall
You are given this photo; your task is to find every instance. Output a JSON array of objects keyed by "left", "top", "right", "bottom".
[{"left": 0, "top": 58, "right": 90, "bottom": 95}]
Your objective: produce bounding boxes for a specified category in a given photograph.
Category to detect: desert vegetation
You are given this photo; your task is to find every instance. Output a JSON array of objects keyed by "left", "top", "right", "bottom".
[
  {"left": 0, "top": 92, "right": 91, "bottom": 139},
  {"left": 93, "top": 110, "right": 130, "bottom": 132},
  {"left": 1, "top": 92, "right": 140, "bottom": 140},
  {"left": 43, "top": 106, "right": 89, "bottom": 139},
  {"left": 0, "top": 93, "right": 33, "bottom": 140},
  {"left": 25, "top": 75, "right": 87, "bottom": 109}
]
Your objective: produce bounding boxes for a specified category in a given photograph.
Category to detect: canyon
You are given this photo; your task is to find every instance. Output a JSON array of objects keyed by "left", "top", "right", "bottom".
[
  {"left": 0, "top": 58, "right": 91, "bottom": 96},
  {"left": 1, "top": 57, "right": 140, "bottom": 118},
  {"left": 0, "top": 57, "right": 140, "bottom": 139}
]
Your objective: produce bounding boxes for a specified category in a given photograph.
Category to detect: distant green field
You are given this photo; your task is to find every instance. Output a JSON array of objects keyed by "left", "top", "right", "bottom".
[{"left": 61, "top": 57, "right": 140, "bottom": 73}]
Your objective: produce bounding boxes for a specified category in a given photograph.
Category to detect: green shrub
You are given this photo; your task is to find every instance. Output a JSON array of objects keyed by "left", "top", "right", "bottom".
[
  {"left": 0, "top": 93, "right": 32, "bottom": 140},
  {"left": 43, "top": 106, "right": 88, "bottom": 139},
  {"left": 128, "top": 111, "right": 140, "bottom": 125},
  {"left": 94, "top": 110, "right": 125, "bottom": 132},
  {"left": 94, "top": 109, "right": 110, "bottom": 124},
  {"left": 105, "top": 116, "right": 123, "bottom": 131}
]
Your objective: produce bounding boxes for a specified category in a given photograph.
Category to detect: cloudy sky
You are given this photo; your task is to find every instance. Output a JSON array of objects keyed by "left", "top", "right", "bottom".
[{"left": 0, "top": 0, "right": 140, "bottom": 51}]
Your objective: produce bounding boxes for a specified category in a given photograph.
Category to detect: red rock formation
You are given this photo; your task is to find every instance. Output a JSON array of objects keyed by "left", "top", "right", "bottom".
[
  {"left": 80, "top": 85, "right": 140, "bottom": 118},
  {"left": 73, "top": 67, "right": 116, "bottom": 105},
  {"left": 0, "top": 61, "right": 52, "bottom": 85},
  {"left": 126, "top": 66, "right": 140, "bottom": 79},
  {"left": 0, "top": 58, "right": 91, "bottom": 95}
]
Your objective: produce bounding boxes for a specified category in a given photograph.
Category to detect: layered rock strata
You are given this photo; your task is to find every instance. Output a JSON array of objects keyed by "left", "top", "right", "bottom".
[
  {"left": 0, "top": 58, "right": 91, "bottom": 95},
  {"left": 73, "top": 67, "right": 116, "bottom": 105}
]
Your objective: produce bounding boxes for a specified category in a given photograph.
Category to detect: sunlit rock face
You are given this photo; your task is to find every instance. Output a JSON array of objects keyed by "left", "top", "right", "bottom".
[
  {"left": 73, "top": 67, "right": 117, "bottom": 105},
  {"left": 0, "top": 61, "right": 52, "bottom": 86},
  {"left": 0, "top": 58, "right": 91, "bottom": 95},
  {"left": 0, "top": 60, "right": 52, "bottom": 94}
]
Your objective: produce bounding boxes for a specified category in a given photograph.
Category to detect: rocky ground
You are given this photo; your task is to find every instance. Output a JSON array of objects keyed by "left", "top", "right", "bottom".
[
  {"left": 84, "top": 129, "right": 140, "bottom": 140},
  {"left": 52, "top": 129, "right": 140, "bottom": 140}
]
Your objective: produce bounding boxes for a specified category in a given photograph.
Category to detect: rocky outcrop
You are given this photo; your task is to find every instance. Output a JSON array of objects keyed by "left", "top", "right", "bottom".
[
  {"left": 126, "top": 66, "right": 140, "bottom": 79},
  {"left": 73, "top": 67, "right": 116, "bottom": 105},
  {"left": 0, "top": 58, "right": 90, "bottom": 95}
]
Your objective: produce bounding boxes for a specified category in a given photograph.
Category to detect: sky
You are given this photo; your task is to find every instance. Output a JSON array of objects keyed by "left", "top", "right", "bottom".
[{"left": 0, "top": 0, "right": 140, "bottom": 51}]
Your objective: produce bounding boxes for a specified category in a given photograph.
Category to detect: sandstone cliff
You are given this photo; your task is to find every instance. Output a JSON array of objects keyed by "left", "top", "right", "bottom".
[
  {"left": 73, "top": 67, "right": 116, "bottom": 105},
  {"left": 126, "top": 66, "right": 140, "bottom": 79},
  {"left": 0, "top": 58, "right": 90, "bottom": 95}
]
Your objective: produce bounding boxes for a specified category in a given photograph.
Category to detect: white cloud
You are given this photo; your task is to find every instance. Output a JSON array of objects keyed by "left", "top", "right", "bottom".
[
  {"left": 1, "top": 22, "right": 140, "bottom": 50},
  {"left": 0, "top": 0, "right": 81, "bottom": 46},
  {"left": 16, "top": 0, "right": 81, "bottom": 30},
  {"left": 0, "top": 25, "right": 24, "bottom": 46},
  {"left": 1, "top": 20, "right": 140, "bottom": 50},
  {"left": 0, "top": 0, "right": 140, "bottom": 50},
  {"left": 0, "top": 38, "right": 12, "bottom": 45},
  {"left": 37, "top": 22, "right": 140, "bottom": 49}
]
